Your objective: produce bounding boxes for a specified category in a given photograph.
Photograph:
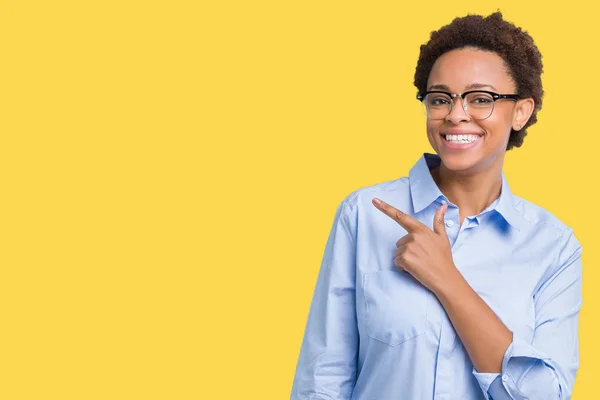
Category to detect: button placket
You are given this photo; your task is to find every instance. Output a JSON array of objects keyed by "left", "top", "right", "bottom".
[
  {"left": 432, "top": 304, "right": 457, "bottom": 399},
  {"left": 443, "top": 206, "right": 460, "bottom": 248}
]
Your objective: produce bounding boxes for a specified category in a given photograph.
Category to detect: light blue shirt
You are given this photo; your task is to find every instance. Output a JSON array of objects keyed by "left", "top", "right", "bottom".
[{"left": 291, "top": 153, "right": 583, "bottom": 400}]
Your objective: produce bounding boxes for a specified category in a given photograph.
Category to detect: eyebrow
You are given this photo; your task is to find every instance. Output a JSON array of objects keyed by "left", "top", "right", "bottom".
[{"left": 427, "top": 83, "right": 497, "bottom": 91}]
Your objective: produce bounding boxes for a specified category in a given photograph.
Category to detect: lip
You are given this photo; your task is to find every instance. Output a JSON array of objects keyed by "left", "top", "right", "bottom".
[
  {"left": 440, "top": 131, "right": 483, "bottom": 151},
  {"left": 440, "top": 130, "right": 484, "bottom": 136}
]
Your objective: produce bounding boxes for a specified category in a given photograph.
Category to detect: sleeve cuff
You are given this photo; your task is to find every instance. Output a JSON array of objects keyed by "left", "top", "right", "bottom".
[
  {"left": 472, "top": 333, "right": 551, "bottom": 399},
  {"left": 496, "top": 332, "right": 561, "bottom": 399},
  {"left": 472, "top": 368, "right": 500, "bottom": 399},
  {"left": 502, "top": 333, "right": 551, "bottom": 382},
  {"left": 503, "top": 333, "right": 551, "bottom": 361}
]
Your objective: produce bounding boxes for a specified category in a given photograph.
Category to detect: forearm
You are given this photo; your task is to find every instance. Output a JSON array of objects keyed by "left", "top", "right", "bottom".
[{"left": 433, "top": 269, "right": 512, "bottom": 373}]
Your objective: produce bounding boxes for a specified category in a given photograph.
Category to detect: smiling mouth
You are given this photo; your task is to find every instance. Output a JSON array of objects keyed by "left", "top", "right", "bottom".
[{"left": 443, "top": 134, "right": 482, "bottom": 144}]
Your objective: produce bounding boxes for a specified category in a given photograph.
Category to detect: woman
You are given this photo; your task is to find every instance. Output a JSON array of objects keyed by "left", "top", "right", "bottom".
[{"left": 290, "top": 12, "right": 582, "bottom": 400}]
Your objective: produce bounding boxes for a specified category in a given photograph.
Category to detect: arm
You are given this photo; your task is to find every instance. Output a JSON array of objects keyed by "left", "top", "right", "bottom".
[
  {"left": 434, "top": 271, "right": 511, "bottom": 372},
  {"left": 434, "top": 228, "right": 582, "bottom": 399},
  {"left": 290, "top": 200, "right": 359, "bottom": 400},
  {"left": 369, "top": 198, "right": 582, "bottom": 398}
]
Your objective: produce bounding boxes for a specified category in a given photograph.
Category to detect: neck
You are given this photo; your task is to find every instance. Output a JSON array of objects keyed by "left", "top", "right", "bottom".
[{"left": 431, "top": 160, "right": 504, "bottom": 219}]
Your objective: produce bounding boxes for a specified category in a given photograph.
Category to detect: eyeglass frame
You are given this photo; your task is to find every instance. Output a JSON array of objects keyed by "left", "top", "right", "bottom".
[{"left": 416, "top": 90, "right": 520, "bottom": 120}]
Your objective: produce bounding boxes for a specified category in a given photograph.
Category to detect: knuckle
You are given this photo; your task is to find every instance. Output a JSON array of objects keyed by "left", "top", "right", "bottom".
[{"left": 400, "top": 252, "right": 409, "bottom": 263}]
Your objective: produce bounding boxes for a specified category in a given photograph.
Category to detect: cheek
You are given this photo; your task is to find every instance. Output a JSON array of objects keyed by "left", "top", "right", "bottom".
[
  {"left": 480, "top": 114, "right": 512, "bottom": 141},
  {"left": 426, "top": 121, "right": 440, "bottom": 140},
  {"left": 488, "top": 106, "right": 515, "bottom": 131}
]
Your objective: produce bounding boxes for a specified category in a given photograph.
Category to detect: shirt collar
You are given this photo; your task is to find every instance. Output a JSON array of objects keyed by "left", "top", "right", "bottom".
[
  {"left": 408, "top": 153, "right": 445, "bottom": 214},
  {"left": 408, "top": 153, "right": 525, "bottom": 231},
  {"left": 495, "top": 173, "right": 525, "bottom": 231}
]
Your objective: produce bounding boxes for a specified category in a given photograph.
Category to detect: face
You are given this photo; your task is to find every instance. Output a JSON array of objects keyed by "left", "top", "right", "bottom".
[{"left": 425, "top": 47, "right": 532, "bottom": 174}]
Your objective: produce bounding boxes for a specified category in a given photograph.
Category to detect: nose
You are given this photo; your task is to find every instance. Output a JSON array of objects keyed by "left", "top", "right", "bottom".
[{"left": 445, "top": 97, "right": 471, "bottom": 124}]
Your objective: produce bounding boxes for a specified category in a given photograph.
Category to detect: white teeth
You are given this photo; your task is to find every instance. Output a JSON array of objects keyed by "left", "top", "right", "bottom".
[{"left": 445, "top": 134, "right": 479, "bottom": 144}]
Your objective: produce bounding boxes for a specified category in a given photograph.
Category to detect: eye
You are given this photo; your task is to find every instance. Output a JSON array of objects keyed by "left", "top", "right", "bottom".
[
  {"left": 467, "top": 94, "right": 494, "bottom": 105},
  {"left": 428, "top": 96, "right": 451, "bottom": 106}
]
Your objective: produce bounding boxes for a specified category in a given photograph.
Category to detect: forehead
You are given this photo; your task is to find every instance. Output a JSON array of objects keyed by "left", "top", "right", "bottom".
[{"left": 427, "top": 48, "right": 515, "bottom": 92}]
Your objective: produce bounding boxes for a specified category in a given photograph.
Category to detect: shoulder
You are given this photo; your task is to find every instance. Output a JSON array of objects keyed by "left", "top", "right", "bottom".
[
  {"left": 341, "top": 176, "right": 410, "bottom": 212},
  {"left": 512, "top": 195, "right": 582, "bottom": 274},
  {"left": 513, "top": 194, "right": 578, "bottom": 240},
  {"left": 334, "top": 176, "right": 413, "bottom": 237}
]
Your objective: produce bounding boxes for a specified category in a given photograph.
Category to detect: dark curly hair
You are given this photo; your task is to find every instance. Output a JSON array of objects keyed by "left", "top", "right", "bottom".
[{"left": 414, "top": 11, "right": 543, "bottom": 150}]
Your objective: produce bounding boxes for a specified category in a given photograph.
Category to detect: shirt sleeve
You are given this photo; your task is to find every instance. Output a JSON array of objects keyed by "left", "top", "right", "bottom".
[
  {"left": 473, "top": 228, "right": 583, "bottom": 400},
  {"left": 290, "top": 200, "right": 359, "bottom": 400}
]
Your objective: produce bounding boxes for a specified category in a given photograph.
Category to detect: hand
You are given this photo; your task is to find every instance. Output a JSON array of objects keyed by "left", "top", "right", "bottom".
[{"left": 372, "top": 197, "right": 458, "bottom": 294}]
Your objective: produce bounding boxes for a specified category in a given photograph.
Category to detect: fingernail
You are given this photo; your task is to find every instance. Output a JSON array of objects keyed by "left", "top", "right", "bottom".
[{"left": 373, "top": 198, "right": 381, "bottom": 206}]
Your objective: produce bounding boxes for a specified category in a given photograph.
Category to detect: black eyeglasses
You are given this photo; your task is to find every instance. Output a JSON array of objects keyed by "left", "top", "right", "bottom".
[{"left": 416, "top": 90, "right": 520, "bottom": 120}]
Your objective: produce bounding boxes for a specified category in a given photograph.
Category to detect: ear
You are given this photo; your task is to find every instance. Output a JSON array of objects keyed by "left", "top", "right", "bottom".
[{"left": 512, "top": 98, "right": 535, "bottom": 131}]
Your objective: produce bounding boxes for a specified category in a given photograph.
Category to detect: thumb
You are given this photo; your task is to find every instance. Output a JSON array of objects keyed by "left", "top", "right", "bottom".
[{"left": 433, "top": 204, "right": 449, "bottom": 237}]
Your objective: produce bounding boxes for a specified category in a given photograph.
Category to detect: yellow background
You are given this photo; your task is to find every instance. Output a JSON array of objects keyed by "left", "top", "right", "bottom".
[{"left": 1, "top": 0, "right": 597, "bottom": 398}]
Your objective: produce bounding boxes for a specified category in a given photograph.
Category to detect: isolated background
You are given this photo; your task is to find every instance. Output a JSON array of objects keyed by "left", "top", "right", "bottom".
[{"left": 1, "top": 0, "right": 597, "bottom": 398}]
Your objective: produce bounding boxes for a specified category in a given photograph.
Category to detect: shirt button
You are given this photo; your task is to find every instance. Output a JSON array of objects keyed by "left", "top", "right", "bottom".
[
  {"left": 502, "top": 375, "right": 508, "bottom": 382},
  {"left": 445, "top": 220, "right": 454, "bottom": 228},
  {"left": 441, "top": 199, "right": 448, "bottom": 205}
]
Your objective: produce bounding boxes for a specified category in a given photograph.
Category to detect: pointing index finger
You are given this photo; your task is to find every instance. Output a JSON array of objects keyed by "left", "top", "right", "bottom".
[{"left": 372, "top": 198, "right": 422, "bottom": 232}]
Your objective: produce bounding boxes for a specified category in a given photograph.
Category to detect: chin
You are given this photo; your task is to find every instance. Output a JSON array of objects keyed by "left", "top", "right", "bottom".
[{"left": 437, "top": 151, "right": 483, "bottom": 173}]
